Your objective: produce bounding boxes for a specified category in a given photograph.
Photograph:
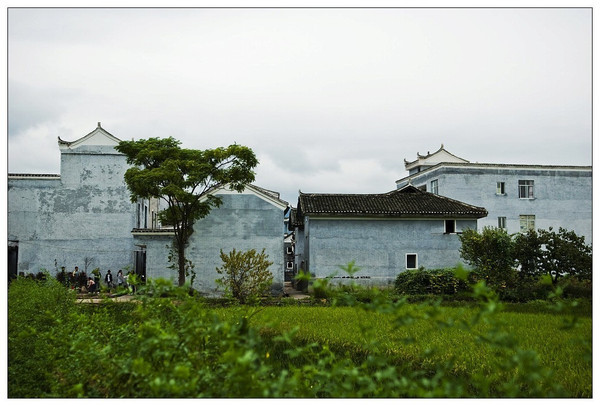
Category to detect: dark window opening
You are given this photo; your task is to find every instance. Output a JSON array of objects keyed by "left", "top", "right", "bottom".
[
  {"left": 406, "top": 254, "right": 417, "bottom": 269},
  {"left": 497, "top": 182, "right": 505, "bottom": 195}
]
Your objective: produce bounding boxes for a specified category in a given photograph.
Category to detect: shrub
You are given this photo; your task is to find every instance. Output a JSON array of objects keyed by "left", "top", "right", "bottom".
[
  {"left": 459, "top": 227, "right": 516, "bottom": 288},
  {"left": 8, "top": 277, "right": 77, "bottom": 397},
  {"left": 215, "top": 248, "right": 274, "bottom": 304},
  {"left": 293, "top": 270, "right": 309, "bottom": 292},
  {"left": 394, "top": 267, "right": 472, "bottom": 296},
  {"left": 498, "top": 278, "right": 553, "bottom": 303},
  {"left": 559, "top": 276, "right": 592, "bottom": 299}
]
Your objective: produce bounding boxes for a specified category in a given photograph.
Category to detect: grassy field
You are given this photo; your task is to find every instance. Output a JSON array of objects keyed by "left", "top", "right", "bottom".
[
  {"left": 8, "top": 278, "right": 592, "bottom": 398},
  {"left": 215, "top": 302, "right": 592, "bottom": 397}
]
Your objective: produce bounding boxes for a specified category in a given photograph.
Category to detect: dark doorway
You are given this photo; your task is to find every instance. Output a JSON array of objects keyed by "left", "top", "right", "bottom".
[
  {"left": 134, "top": 250, "right": 147, "bottom": 283},
  {"left": 8, "top": 244, "right": 18, "bottom": 284}
]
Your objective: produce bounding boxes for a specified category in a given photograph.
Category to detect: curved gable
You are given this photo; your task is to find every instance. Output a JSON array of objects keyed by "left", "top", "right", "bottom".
[{"left": 58, "top": 123, "right": 121, "bottom": 151}]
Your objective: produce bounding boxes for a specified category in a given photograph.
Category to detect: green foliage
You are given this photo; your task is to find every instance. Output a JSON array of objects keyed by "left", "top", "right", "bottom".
[
  {"left": 394, "top": 267, "right": 472, "bottom": 296},
  {"left": 514, "top": 227, "right": 593, "bottom": 284},
  {"left": 537, "top": 227, "right": 592, "bottom": 283},
  {"left": 8, "top": 276, "right": 591, "bottom": 398},
  {"left": 513, "top": 229, "right": 543, "bottom": 279},
  {"left": 115, "top": 137, "right": 258, "bottom": 286},
  {"left": 293, "top": 269, "right": 310, "bottom": 292},
  {"left": 8, "top": 277, "right": 77, "bottom": 397},
  {"left": 459, "top": 227, "right": 515, "bottom": 288},
  {"left": 215, "top": 248, "right": 274, "bottom": 304},
  {"left": 463, "top": 226, "right": 591, "bottom": 290}
]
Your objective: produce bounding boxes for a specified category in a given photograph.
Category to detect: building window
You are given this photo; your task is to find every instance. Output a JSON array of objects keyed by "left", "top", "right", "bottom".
[
  {"left": 518, "top": 180, "right": 534, "bottom": 199},
  {"left": 286, "top": 261, "right": 294, "bottom": 270},
  {"left": 406, "top": 253, "right": 418, "bottom": 269},
  {"left": 144, "top": 205, "right": 148, "bottom": 228},
  {"left": 286, "top": 246, "right": 294, "bottom": 255},
  {"left": 136, "top": 203, "right": 141, "bottom": 228},
  {"left": 496, "top": 182, "right": 505, "bottom": 195},
  {"left": 417, "top": 185, "right": 426, "bottom": 192},
  {"left": 444, "top": 219, "right": 456, "bottom": 234},
  {"left": 519, "top": 215, "right": 535, "bottom": 232},
  {"left": 498, "top": 216, "right": 507, "bottom": 229},
  {"left": 430, "top": 179, "right": 439, "bottom": 195}
]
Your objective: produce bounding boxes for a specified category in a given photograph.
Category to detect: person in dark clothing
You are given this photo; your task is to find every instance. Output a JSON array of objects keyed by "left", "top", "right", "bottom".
[{"left": 105, "top": 270, "right": 113, "bottom": 290}]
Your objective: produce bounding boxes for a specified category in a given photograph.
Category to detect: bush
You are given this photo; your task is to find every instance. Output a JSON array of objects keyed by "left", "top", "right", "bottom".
[
  {"left": 8, "top": 277, "right": 77, "bottom": 397},
  {"left": 497, "top": 278, "right": 553, "bottom": 303},
  {"left": 459, "top": 227, "right": 516, "bottom": 288},
  {"left": 559, "top": 276, "right": 592, "bottom": 299},
  {"left": 215, "top": 248, "right": 274, "bottom": 304},
  {"left": 394, "top": 267, "right": 472, "bottom": 296}
]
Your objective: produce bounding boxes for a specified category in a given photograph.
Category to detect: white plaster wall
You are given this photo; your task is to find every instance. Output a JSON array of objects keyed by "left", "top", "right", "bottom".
[{"left": 397, "top": 167, "right": 592, "bottom": 243}]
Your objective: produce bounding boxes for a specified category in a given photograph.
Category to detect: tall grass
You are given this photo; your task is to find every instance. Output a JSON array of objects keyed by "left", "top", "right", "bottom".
[
  {"left": 219, "top": 302, "right": 591, "bottom": 397},
  {"left": 8, "top": 277, "right": 592, "bottom": 397}
]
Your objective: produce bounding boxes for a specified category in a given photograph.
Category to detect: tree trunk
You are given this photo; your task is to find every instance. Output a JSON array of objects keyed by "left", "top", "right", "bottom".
[{"left": 177, "top": 239, "right": 187, "bottom": 287}]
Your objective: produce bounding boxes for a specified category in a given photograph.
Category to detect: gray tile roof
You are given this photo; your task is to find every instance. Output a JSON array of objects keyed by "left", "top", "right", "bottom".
[{"left": 297, "top": 185, "right": 487, "bottom": 219}]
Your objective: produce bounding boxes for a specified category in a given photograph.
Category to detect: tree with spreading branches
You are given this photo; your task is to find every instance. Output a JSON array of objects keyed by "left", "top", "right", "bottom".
[{"left": 116, "top": 137, "right": 258, "bottom": 286}]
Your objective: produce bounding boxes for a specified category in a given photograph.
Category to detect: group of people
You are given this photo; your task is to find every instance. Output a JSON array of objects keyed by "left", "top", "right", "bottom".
[
  {"left": 84, "top": 269, "right": 129, "bottom": 293},
  {"left": 57, "top": 265, "right": 139, "bottom": 294}
]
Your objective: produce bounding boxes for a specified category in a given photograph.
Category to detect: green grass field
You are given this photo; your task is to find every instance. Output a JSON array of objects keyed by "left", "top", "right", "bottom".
[
  {"left": 216, "top": 302, "right": 592, "bottom": 397},
  {"left": 8, "top": 278, "right": 592, "bottom": 398}
]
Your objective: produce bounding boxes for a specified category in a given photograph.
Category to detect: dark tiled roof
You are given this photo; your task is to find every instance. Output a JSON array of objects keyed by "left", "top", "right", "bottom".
[{"left": 297, "top": 185, "right": 487, "bottom": 219}]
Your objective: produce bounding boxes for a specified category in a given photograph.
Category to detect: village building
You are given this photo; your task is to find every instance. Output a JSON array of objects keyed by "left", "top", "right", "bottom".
[
  {"left": 132, "top": 184, "right": 288, "bottom": 296},
  {"left": 8, "top": 124, "right": 288, "bottom": 295},
  {"left": 10, "top": 125, "right": 590, "bottom": 292},
  {"left": 290, "top": 185, "right": 488, "bottom": 285},
  {"left": 8, "top": 123, "right": 144, "bottom": 280},
  {"left": 396, "top": 145, "right": 592, "bottom": 243}
]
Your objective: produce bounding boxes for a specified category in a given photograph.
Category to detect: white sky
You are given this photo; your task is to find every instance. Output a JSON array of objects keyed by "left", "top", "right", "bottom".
[{"left": 5, "top": 5, "right": 592, "bottom": 205}]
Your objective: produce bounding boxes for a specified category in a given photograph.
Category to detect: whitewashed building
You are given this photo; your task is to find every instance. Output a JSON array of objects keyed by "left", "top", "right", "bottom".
[
  {"left": 8, "top": 123, "right": 146, "bottom": 279},
  {"left": 8, "top": 124, "right": 289, "bottom": 295},
  {"left": 396, "top": 145, "right": 592, "bottom": 243}
]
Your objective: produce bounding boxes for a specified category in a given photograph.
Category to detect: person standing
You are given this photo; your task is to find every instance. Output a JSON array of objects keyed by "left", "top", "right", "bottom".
[
  {"left": 117, "top": 269, "right": 126, "bottom": 288},
  {"left": 105, "top": 270, "right": 113, "bottom": 290}
]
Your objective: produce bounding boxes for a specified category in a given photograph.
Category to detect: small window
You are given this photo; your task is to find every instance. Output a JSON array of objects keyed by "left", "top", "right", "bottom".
[
  {"left": 519, "top": 215, "right": 535, "bottom": 232},
  {"left": 496, "top": 182, "right": 505, "bottom": 195},
  {"left": 430, "top": 179, "right": 439, "bottom": 195},
  {"left": 444, "top": 219, "right": 456, "bottom": 234},
  {"left": 417, "top": 185, "right": 426, "bottom": 192},
  {"left": 136, "top": 203, "right": 141, "bottom": 228},
  {"left": 406, "top": 254, "right": 418, "bottom": 269},
  {"left": 518, "top": 180, "right": 534, "bottom": 199},
  {"left": 498, "top": 216, "right": 507, "bottom": 229},
  {"left": 286, "top": 246, "right": 294, "bottom": 255},
  {"left": 286, "top": 261, "right": 294, "bottom": 270}
]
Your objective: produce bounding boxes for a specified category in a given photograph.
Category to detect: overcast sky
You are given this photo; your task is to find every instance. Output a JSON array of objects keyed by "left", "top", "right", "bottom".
[{"left": 7, "top": 7, "right": 592, "bottom": 205}]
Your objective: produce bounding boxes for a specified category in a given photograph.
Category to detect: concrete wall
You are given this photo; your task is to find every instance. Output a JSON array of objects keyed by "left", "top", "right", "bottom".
[
  {"left": 136, "top": 191, "right": 286, "bottom": 296},
  {"left": 305, "top": 217, "right": 477, "bottom": 286},
  {"left": 397, "top": 166, "right": 592, "bottom": 243},
  {"left": 8, "top": 145, "right": 137, "bottom": 275}
]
